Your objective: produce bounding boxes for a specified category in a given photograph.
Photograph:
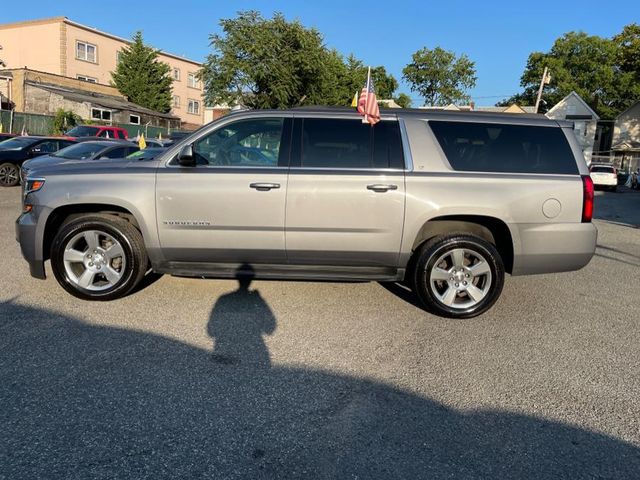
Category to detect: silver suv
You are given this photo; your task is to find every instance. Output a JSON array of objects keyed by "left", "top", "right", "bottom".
[{"left": 16, "top": 108, "right": 597, "bottom": 318}]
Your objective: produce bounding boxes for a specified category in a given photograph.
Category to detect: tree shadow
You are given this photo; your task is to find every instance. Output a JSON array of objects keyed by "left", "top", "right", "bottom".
[{"left": 1, "top": 300, "right": 639, "bottom": 479}]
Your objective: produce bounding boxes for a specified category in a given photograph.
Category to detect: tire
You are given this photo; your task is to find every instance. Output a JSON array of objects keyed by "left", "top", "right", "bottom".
[
  {"left": 0, "top": 162, "right": 20, "bottom": 187},
  {"left": 412, "top": 234, "right": 505, "bottom": 319},
  {"left": 50, "top": 214, "right": 148, "bottom": 300},
  {"left": 610, "top": 186, "right": 617, "bottom": 193}
]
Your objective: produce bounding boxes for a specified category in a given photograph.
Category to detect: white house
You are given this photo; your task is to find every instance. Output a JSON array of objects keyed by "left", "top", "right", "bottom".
[{"left": 545, "top": 92, "right": 600, "bottom": 164}]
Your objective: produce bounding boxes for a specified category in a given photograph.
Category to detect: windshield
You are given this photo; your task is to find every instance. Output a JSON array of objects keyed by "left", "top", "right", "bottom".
[
  {"left": 52, "top": 142, "right": 107, "bottom": 159},
  {"left": 66, "top": 126, "right": 100, "bottom": 137},
  {"left": 0, "top": 137, "right": 38, "bottom": 150}
]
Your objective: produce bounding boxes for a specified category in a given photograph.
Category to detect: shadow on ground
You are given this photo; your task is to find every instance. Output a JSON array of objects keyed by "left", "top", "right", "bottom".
[{"left": 1, "top": 293, "right": 639, "bottom": 479}]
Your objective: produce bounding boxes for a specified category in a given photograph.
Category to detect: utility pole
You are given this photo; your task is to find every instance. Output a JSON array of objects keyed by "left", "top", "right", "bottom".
[{"left": 534, "top": 67, "right": 551, "bottom": 113}]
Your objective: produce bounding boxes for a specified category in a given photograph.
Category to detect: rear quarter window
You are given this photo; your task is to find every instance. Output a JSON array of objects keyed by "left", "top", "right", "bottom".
[{"left": 429, "top": 121, "right": 578, "bottom": 175}]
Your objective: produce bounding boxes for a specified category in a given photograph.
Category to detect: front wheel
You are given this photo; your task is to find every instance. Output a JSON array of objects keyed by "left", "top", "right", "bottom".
[
  {"left": 412, "top": 234, "right": 505, "bottom": 319},
  {"left": 50, "top": 214, "right": 148, "bottom": 300},
  {"left": 0, "top": 162, "right": 20, "bottom": 187}
]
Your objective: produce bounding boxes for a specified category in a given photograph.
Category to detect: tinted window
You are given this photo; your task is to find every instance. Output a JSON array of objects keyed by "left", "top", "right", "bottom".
[
  {"left": 373, "top": 121, "right": 404, "bottom": 169},
  {"left": 590, "top": 166, "right": 614, "bottom": 173},
  {"left": 193, "top": 118, "right": 284, "bottom": 167},
  {"left": 117, "top": 131, "right": 127, "bottom": 140},
  {"left": 429, "top": 121, "right": 578, "bottom": 175},
  {"left": 302, "top": 119, "right": 370, "bottom": 168},
  {"left": 66, "top": 126, "right": 100, "bottom": 137},
  {"left": 300, "top": 119, "right": 403, "bottom": 169},
  {"left": 32, "top": 141, "right": 59, "bottom": 154},
  {"left": 102, "top": 147, "right": 129, "bottom": 159}
]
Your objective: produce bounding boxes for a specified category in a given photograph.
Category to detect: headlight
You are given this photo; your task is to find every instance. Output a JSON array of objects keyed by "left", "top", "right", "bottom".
[{"left": 24, "top": 177, "right": 46, "bottom": 195}]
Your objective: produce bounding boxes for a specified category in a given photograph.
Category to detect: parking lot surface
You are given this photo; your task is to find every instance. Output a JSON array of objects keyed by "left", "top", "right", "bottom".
[{"left": 1, "top": 186, "right": 639, "bottom": 479}]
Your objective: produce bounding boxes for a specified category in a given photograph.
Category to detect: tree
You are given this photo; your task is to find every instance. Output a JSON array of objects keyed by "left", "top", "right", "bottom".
[
  {"left": 394, "top": 93, "right": 412, "bottom": 108},
  {"left": 111, "top": 31, "right": 173, "bottom": 113},
  {"left": 501, "top": 26, "right": 640, "bottom": 118},
  {"left": 201, "top": 11, "right": 400, "bottom": 109},
  {"left": 402, "top": 47, "right": 476, "bottom": 106},
  {"left": 52, "top": 109, "right": 81, "bottom": 135}
]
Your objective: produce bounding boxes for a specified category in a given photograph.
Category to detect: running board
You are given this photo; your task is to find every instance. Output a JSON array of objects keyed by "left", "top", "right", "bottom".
[{"left": 156, "top": 262, "right": 404, "bottom": 282}]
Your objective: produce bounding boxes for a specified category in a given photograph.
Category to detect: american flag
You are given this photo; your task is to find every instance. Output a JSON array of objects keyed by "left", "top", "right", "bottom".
[{"left": 357, "top": 67, "right": 380, "bottom": 125}]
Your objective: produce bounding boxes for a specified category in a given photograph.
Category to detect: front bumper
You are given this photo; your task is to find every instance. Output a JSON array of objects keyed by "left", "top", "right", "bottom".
[
  {"left": 15, "top": 211, "right": 46, "bottom": 279},
  {"left": 512, "top": 222, "right": 598, "bottom": 276}
]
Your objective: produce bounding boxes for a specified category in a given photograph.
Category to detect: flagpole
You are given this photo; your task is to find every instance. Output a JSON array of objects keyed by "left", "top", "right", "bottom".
[{"left": 364, "top": 66, "right": 371, "bottom": 124}]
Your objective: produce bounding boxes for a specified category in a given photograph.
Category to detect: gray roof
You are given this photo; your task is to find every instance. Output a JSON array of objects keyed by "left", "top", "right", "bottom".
[{"left": 26, "top": 81, "right": 179, "bottom": 120}]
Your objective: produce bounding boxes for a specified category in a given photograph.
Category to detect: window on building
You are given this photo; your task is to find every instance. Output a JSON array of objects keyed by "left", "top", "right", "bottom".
[
  {"left": 188, "top": 99, "right": 200, "bottom": 115},
  {"left": 187, "top": 72, "right": 200, "bottom": 89},
  {"left": 76, "top": 41, "right": 97, "bottom": 63},
  {"left": 116, "top": 50, "right": 122, "bottom": 64},
  {"left": 172, "top": 95, "right": 180, "bottom": 108},
  {"left": 129, "top": 114, "right": 141, "bottom": 125},
  {"left": 91, "top": 108, "right": 112, "bottom": 122},
  {"left": 77, "top": 75, "right": 97, "bottom": 83},
  {"left": 173, "top": 68, "right": 181, "bottom": 81}
]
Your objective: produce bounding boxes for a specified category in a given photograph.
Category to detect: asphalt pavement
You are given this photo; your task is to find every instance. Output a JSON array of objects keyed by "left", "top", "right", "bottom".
[{"left": 1, "top": 186, "right": 639, "bottom": 479}]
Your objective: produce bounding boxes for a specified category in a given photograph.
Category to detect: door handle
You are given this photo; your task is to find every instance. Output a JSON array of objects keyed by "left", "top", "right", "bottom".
[
  {"left": 250, "top": 182, "right": 281, "bottom": 191},
  {"left": 367, "top": 184, "right": 398, "bottom": 193}
]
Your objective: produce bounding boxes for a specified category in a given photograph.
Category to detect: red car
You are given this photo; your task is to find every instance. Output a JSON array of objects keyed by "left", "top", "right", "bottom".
[{"left": 65, "top": 125, "right": 128, "bottom": 140}]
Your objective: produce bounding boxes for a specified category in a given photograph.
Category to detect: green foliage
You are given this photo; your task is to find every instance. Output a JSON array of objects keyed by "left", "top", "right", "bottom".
[
  {"left": 111, "top": 31, "right": 173, "bottom": 113},
  {"left": 502, "top": 25, "right": 640, "bottom": 119},
  {"left": 394, "top": 93, "right": 412, "bottom": 108},
  {"left": 402, "top": 47, "right": 477, "bottom": 106},
  {"left": 201, "top": 11, "right": 399, "bottom": 109},
  {"left": 52, "top": 109, "right": 81, "bottom": 135}
]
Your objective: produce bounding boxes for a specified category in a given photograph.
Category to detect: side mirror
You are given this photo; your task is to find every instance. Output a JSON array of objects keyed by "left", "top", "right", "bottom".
[{"left": 178, "top": 145, "right": 195, "bottom": 167}]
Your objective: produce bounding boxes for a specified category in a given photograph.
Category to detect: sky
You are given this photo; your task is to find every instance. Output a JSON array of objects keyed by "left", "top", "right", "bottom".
[{"left": 1, "top": 0, "right": 638, "bottom": 105}]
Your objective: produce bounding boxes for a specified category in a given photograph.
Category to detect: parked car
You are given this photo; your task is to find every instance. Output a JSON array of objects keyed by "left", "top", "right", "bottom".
[
  {"left": 589, "top": 164, "right": 618, "bottom": 192},
  {"left": 65, "top": 125, "right": 128, "bottom": 140},
  {"left": 0, "top": 136, "right": 76, "bottom": 187},
  {"left": 130, "top": 138, "right": 165, "bottom": 148},
  {"left": 16, "top": 108, "right": 597, "bottom": 318},
  {"left": 126, "top": 147, "right": 166, "bottom": 161},
  {"left": 21, "top": 140, "right": 139, "bottom": 178},
  {"left": 0, "top": 133, "right": 17, "bottom": 143}
]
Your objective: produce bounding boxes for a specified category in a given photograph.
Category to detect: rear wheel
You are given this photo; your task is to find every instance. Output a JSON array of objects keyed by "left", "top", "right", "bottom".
[
  {"left": 412, "top": 234, "right": 504, "bottom": 319},
  {"left": 0, "top": 162, "right": 20, "bottom": 187},
  {"left": 50, "top": 214, "right": 148, "bottom": 300}
]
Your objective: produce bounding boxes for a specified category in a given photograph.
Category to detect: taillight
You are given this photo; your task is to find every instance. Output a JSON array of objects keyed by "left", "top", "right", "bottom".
[{"left": 581, "top": 175, "right": 594, "bottom": 223}]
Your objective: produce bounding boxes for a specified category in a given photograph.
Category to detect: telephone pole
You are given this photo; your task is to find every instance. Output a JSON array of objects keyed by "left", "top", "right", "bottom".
[{"left": 534, "top": 67, "right": 550, "bottom": 113}]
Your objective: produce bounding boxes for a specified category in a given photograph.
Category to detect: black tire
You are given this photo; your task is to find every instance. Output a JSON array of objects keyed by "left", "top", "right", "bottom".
[
  {"left": 412, "top": 234, "right": 505, "bottom": 319},
  {"left": 0, "top": 162, "right": 20, "bottom": 187},
  {"left": 610, "top": 186, "right": 617, "bottom": 193},
  {"left": 50, "top": 214, "right": 148, "bottom": 300}
]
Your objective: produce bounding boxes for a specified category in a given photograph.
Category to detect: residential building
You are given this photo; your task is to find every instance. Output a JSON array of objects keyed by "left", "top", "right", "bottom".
[
  {"left": 0, "top": 68, "right": 179, "bottom": 129},
  {"left": 610, "top": 100, "right": 640, "bottom": 172},
  {"left": 545, "top": 91, "right": 599, "bottom": 164},
  {"left": 0, "top": 16, "right": 204, "bottom": 127},
  {"left": 419, "top": 103, "right": 536, "bottom": 114}
]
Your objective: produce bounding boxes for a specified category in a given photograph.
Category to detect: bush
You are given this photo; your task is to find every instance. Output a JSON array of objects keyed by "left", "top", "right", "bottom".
[{"left": 52, "top": 109, "right": 82, "bottom": 135}]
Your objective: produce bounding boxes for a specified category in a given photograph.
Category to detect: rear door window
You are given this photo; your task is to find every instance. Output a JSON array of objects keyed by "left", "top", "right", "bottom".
[
  {"left": 429, "top": 121, "right": 578, "bottom": 175},
  {"left": 297, "top": 118, "right": 404, "bottom": 169}
]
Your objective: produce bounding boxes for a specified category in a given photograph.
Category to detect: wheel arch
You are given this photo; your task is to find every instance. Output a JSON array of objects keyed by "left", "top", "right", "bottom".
[
  {"left": 410, "top": 215, "right": 514, "bottom": 274},
  {"left": 43, "top": 204, "right": 142, "bottom": 261}
]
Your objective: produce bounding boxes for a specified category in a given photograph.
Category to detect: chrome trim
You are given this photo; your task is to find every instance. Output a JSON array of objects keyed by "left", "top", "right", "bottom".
[{"left": 399, "top": 118, "right": 414, "bottom": 172}]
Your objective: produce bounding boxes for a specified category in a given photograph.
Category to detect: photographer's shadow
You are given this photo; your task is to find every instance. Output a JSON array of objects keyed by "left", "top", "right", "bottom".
[{"left": 207, "top": 265, "right": 276, "bottom": 367}]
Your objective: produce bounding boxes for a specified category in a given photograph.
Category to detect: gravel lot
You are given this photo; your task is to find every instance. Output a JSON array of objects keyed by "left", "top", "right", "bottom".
[{"left": 1, "top": 186, "right": 639, "bottom": 479}]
